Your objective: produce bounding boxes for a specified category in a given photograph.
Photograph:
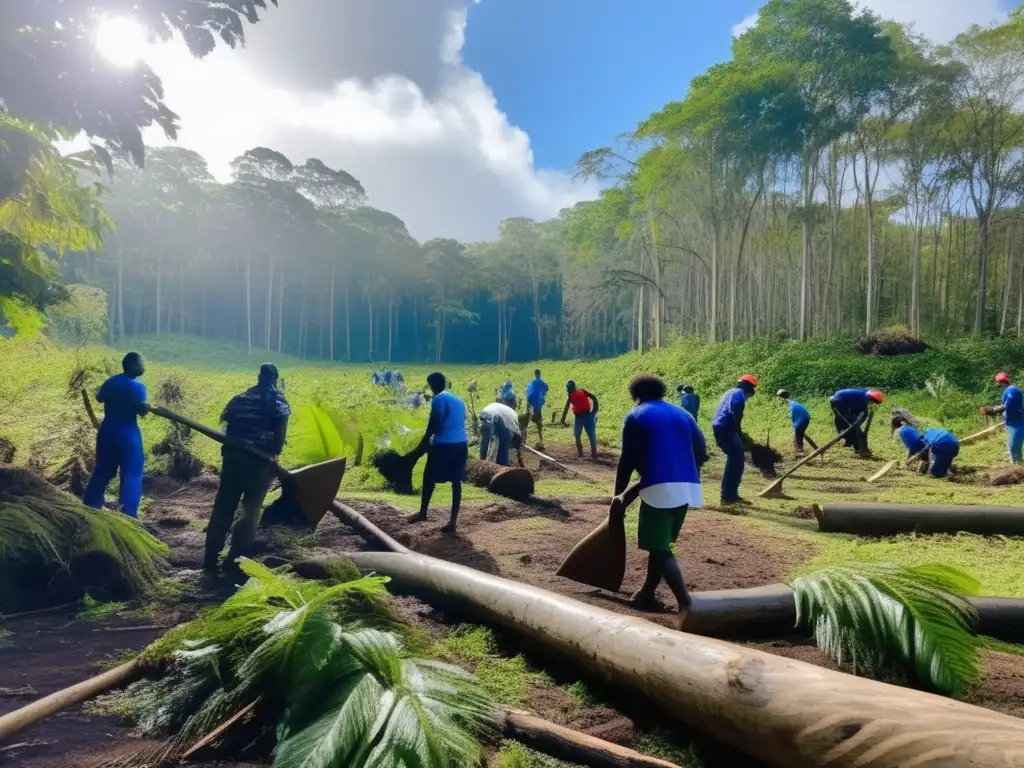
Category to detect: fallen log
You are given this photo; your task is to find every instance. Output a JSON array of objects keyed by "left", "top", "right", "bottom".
[
  {"left": 0, "top": 649, "right": 677, "bottom": 768},
  {"left": 814, "top": 502, "right": 1024, "bottom": 537},
  {"left": 0, "top": 659, "right": 148, "bottom": 742},
  {"left": 341, "top": 551, "right": 1024, "bottom": 768},
  {"left": 502, "top": 710, "right": 679, "bottom": 768},
  {"left": 758, "top": 415, "right": 865, "bottom": 498},
  {"left": 678, "top": 583, "right": 1024, "bottom": 644}
]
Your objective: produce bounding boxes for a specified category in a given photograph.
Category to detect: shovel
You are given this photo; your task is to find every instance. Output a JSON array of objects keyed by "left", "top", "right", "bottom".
[
  {"left": 556, "top": 499, "right": 627, "bottom": 592},
  {"left": 147, "top": 406, "right": 345, "bottom": 529}
]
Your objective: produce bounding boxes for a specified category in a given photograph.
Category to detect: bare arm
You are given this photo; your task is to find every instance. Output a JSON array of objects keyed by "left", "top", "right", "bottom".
[{"left": 560, "top": 397, "right": 570, "bottom": 425}]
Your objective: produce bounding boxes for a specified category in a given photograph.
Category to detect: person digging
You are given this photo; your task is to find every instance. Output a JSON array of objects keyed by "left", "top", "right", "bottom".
[
  {"left": 479, "top": 400, "right": 524, "bottom": 467},
  {"left": 992, "top": 372, "right": 1023, "bottom": 465},
  {"left": 829, "top": 387, "right": 884, "bottom": 457},
  {"left": 205, "top": 363, "right": 290, "bottom": 575},
  {"left": 525, "top": 368, "right": 549, "bottom": 449},
  {"left": 612, "top": 374, "right": 706, "bottom": 627},
  {"left": 406, "top": 372, "right": 468, "bottom": 534},
  {"left": 711, "top": 374, "right": 757, "bottom": 506},
  {"left": 776, "top": 389, "right": 817, "bottom": 456}
]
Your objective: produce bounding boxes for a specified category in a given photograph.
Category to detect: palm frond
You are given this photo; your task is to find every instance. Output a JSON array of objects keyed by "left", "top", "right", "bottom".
[
  {"left": 114, "top": 559, "right": 493, "bottom": 767},
  {"left": 792, "top": 562, "right": 981, "bottom": 695},
  {"left": 290, "top": 403, "right": 346, "bottom": 466},
  {"left": 275, "top": 629, "right": 496, "bottom": 768}
]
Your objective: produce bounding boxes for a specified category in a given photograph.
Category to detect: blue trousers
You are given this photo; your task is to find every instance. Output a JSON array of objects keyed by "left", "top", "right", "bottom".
[
  {"left": 928, "top": 445, "right": 959, "bottom": 478},
  {"left": 480, "top": 418, "right": 512, "bottom": 466},
  {"left": 84, "top": 428, "right": 144, "bottom": 517},
  {"left": 573, "top": 412, "right": 597, "bottom": 451},
  {"left": 1008, "top": 425, "right": 1023, "bottom": 465},
  {"left": 713, "top": 425, "right": 745, "bottom": 502}
]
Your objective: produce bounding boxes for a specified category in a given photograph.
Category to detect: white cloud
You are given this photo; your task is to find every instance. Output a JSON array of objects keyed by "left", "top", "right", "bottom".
[
  {"left": 855, "top": 0, "right": 1006, "bottom": 42},
  {"left": 120, "top": 2, "right": 596, "bottom": 242},
  {"left": 732, "top": 13, "right": 758, "bottom": 38}
]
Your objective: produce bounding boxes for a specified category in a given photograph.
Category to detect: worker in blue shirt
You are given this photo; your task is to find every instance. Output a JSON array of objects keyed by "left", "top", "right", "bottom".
[
  {"left": 525, "top": 369, "right": 549, "bottom": 448},
  {"left": 83, "top": 352, "right": 149, "bottom": 517},
  {"left": 777, "top": 389, "right": 817, "bottom": 456},
  {"left": 891, "top": 411, "right": 959, "bottom": 478},
  {"left": 994, "top": 372, "right": 1023, "bottom": 464},
  {"left": 408, "top": 372, "right": 468, "bottom": 533},
  {"left": 677, "top": 384, "right": 700, "bottom": 419},
  {"left": 612, "top": 374, "right": 706, "bottom": 626},
  {"left": 711, "top": 374, "right": 758, "bottom": 505},
  {"left": 829, "top": 388, "right": 884, "bottom": 457}
]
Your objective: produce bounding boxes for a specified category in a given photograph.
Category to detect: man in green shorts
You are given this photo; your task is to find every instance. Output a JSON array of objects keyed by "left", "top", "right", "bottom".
[{"left": 612, "top": 374, "right": 706, "bottom": 627}]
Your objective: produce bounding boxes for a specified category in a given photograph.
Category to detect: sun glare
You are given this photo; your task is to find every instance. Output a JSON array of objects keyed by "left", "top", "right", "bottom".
[{"left": 95, "top": 16, "right": 149, "bottom": 68}]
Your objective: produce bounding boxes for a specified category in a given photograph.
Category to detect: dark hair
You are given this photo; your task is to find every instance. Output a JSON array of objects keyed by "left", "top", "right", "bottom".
[
  {"left": 777, "top": 389, "right": 790, "bottom": 399},
  {"left": 682, "top": 384, "right": 694, "bottom": 393},
  {"left": 426, "top": 372, "right": 447, "bottom": 393},
  {"left": 676, "top": 384, "right": 685, "bottom": 393},
  {"left": 258, "top": 363, "right": 279, "bottom": 384},
  {"left": 629, "top": 374, "right": 667, "bottom": 402},
  {"left": 534, "top": 369, "right": 541, "bottom": 377},
  {"left": 122, "top": 352, "right": 144, "bottom": 374}
]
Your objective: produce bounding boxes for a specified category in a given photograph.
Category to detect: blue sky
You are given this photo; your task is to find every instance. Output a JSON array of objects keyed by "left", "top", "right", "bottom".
[{"left": 463, "top": 0, "right": 763, "bottom": 169}]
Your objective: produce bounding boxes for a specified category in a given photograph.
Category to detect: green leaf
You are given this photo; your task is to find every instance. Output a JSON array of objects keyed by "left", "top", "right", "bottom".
[
  {"left": 289, "top": 403, "right": 346, "bottom": 466},
  {"left": 793, "top": 562, "right": 981, "bottom": 696}
]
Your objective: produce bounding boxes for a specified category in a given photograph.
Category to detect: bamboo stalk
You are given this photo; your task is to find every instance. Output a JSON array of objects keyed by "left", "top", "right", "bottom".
[
  {"left": 960, "top": 421, "right": 1006, "bottom": 446},
  {"left": 502, "top": 710, "right": 679, "bottom": 768},
  {"left": 0, "top": 659, "right": 147, "bottom": 742},
  {"left": 866, "top": 460, "right": 897, "bottom": 483}
]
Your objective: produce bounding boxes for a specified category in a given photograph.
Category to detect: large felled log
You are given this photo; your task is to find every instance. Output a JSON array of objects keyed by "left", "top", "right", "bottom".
[
  {"left": 343, "top": 551, "right": 1024, "bottom": 768},
  {"left": 814, "top": 502, "right": 1024, "bottom": 536},
  {"left": 678, "top": 583, "right": 1024, "bottom": 644}
]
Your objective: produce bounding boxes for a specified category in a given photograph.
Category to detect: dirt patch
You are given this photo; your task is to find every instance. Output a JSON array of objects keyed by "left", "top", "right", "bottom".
[{"left": 990, "top": 467, "right": 1024, "bottom": 487}]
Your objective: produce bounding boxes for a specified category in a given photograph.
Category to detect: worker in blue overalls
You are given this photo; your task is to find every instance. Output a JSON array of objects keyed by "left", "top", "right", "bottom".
[
  {"left": 83, "top": 352, "right": 149, "bottom": 517},
  {"left": 891, "top": 410, "right": 960, "bottom": 478}
]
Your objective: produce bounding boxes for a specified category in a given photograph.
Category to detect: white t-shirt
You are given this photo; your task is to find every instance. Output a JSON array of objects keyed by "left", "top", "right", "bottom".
[
  {"left": 640, "top": 482, "right": 703, "bottom": 510},
  {"left": 480, "top": 402, "right": 521, "bottom": 436}
]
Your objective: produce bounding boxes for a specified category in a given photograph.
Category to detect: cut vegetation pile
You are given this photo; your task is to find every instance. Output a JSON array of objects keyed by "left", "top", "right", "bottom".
[
  {"left": 0, "top": 467, "right": 169, "bottom": 613},
  {"left": 466, "top": 459, "right": 535, "bottom": 502},
  {"left": 856, "top": 327, "right": 928, "bottom": 357},
  {"left": 0, "top": 436, "right": 14, "bottom": 464},
  {"left": 100, "top": 558, "right": 496, "bottom": 768},
  {"left": 746, "top": 441, "right": 783, "bottom": 478},
  {"left": 372, "top": 447, "right": 423, "bottom": 494},
  {"left": 150, "top": 376, "right": 204, "bottom": 484}
]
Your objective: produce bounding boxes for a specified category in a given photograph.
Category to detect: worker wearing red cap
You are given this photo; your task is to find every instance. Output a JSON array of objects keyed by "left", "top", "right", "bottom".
[
  {"left": 829, "top": 387, "right": 883, "bottom": 457},
  {"left": 992, "top": 373, "right": 1023, "bottom": 464},
  {"left": 711, "top": 374, "right": 758, "bottom": 505}
]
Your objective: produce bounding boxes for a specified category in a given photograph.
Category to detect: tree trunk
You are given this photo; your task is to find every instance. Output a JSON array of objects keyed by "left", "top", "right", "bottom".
[
  {"left": 345, "top": 283, "right": 351, "bottom": 360},
  {"left": 116, "top": 244, "right": 125, "bottom": 341},
  {"left": 179, "top": 264, "right": 185, "bottom": 334},
  {"left": 155, "top": 250, "right": 163, "bottom": 335},
  {"left": 244, "top": 250, "right": 252, "bottom": 356},
  {"left": 976, "top": 209, "right": 992, "bottom": 334},
  {"left": 277, "top": 264, "right": 284, "bottom": 353},
  {"left": 1000, "top": 227, "right": 1013, "bottom": 336},
  {"left": 343, "top": 552, "right": 1024, "bottom": 768},
  {"left": 799, "top": 152, "right": 812, "bottom": 341},
  {"left": 910, "top": 224, "right": 922, "bottom": 335},
  {"left": 266, "top": 253, "right": 274, "bottom": 350},
  {"left": 329, "top": 259, "right": 336, "bottom": 361}
]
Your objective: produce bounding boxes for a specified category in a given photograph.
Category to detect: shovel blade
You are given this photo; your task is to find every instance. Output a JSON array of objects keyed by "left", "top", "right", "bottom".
[
  {"left": 556, "top": 514, "right": 626, "bottom": 592},
  {"left": 292, "top": 457, "right": 346, "bottom": 527}
]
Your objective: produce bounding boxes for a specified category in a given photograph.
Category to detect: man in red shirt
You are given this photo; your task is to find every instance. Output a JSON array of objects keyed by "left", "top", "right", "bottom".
[{"left": 560, "top": 380, "right": 599, "bottom": 460}]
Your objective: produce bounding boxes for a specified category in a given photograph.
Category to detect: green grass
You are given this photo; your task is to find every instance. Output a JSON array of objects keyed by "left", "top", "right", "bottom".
[
  {"left": 491, "top": 741, "right": 580, "bottom": 768},
  {"left": 76, "top": 594, "right": 127, "bottom": 621},
  {"left": 436, "top": 625, "right": 550, "bottom": 708}
]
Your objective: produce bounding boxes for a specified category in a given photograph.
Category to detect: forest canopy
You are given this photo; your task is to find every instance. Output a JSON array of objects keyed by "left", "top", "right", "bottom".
[{"left": 4, "top": 0, "right": 1024, "bottom": 363}]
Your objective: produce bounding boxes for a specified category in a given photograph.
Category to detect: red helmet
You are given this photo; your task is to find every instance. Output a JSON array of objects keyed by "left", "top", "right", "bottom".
[
  {"left": 995, "top": 372, "right": 1011, "bottom": 384},
  {"left": 739, "top": 374, "right": 759, "bottom": 387},
  {"left": 866, "top": 389, "right": 884, "bottom": 404}
]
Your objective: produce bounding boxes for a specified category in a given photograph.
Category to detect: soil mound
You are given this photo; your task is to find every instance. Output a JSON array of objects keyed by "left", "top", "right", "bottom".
[{"left": 990, "top": 467, "right": 1024, "bottom": 487}]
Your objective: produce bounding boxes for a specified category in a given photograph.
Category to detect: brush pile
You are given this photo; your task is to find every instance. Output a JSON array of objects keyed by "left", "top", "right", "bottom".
[
  {"left": 150, "top": 376, "right": 205, "bottom": 484},
  {"left": 0, "top": 467, "right": 169, "bottom": 613},
  {"left": 371, "top": 447, "right": 425, "bottom": 495},
  {"left": 856, "top": 327, "right": 928, "bottom": 357},
  {"left": 0, "top": 437, "right": 14, "bottom": 464},
  {"left": 100, "top": 559, "right": 495, "bottom": 768},
  {"left": 746, "top": 442, "right": 783, "bottom": 478}
]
